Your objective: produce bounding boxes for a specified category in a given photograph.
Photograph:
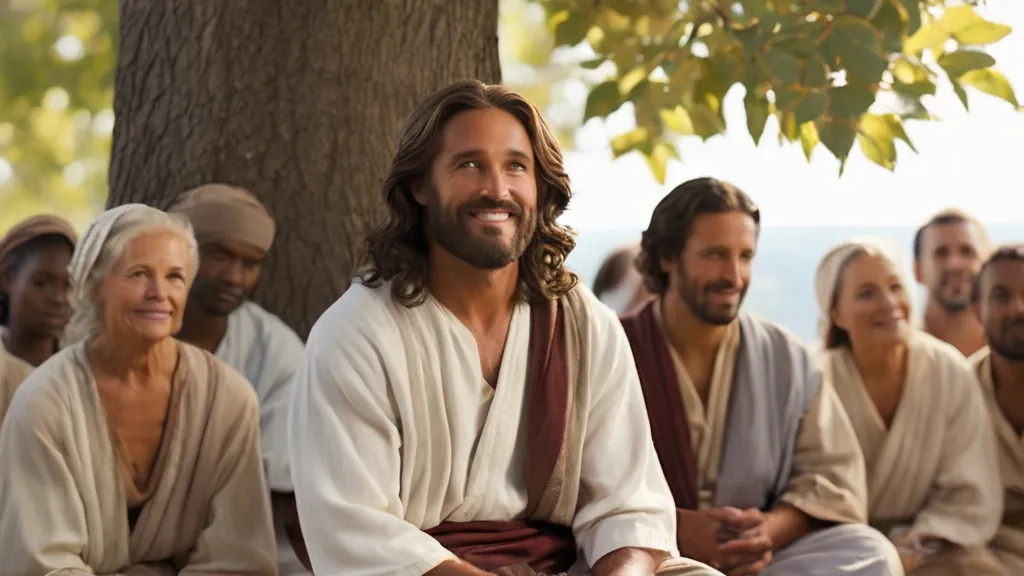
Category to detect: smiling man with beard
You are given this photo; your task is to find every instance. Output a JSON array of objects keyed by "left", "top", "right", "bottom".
[
  {"left": 913, "top": 209, "right": 992, "bottom": 356},
  {"left": 287, "top": 80, "right": 721, "bottom": 576},
  {"left": 621, "top": 178, "right": 900, "bottom": 576},
  {"left": 970, "top": 245, "right": 1024, "bottom": 574},
  {"left": 168, "top": 184, "right": 310, "bottom": 576}
]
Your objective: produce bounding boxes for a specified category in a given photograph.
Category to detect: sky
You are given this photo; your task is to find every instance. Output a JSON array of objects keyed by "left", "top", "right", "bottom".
[{"left": 555, "top": 1, "right": 1024, "bottom": 231}]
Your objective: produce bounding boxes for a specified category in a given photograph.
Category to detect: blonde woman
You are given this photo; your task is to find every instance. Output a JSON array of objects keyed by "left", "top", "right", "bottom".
[
  {"left": 0, "top": 204, "right": 276, "bottom": 575},
  {"left": 815, "top": 237, "right": 1002, "bottom": 575}
]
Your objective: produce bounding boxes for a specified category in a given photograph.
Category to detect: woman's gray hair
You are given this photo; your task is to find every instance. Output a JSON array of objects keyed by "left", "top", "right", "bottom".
[
  {"left": 813, "top": 236, "right": 911, "bottom": 349},
  {"left": 63, "top": 204, "right": 198, "bottom": 346}
]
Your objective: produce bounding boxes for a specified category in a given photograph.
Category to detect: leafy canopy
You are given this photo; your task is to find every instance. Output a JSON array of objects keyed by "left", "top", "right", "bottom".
[
  {"left": 534, "top": 0, "right": 1018, "bottom": 180},
  {"left": 0, "top": 0, "right": 117, "bottom": 231}
]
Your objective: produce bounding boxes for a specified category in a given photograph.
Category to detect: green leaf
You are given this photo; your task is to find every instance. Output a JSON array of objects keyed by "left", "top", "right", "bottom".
[
  {"left": 644, "top": 142, "right": 679, "bottom": 184},
  {"left": 799, "top": 122, "right": 819, "bottom": 161},
  {"left": 779, "top": 112, "right": 799, "bottom": 143},
  {"left": 858, "top": 112, "right": 898, "bottom": 170},
  {"left": 734, "top": 24, "right": 769, "bottom": 62},
  {"left": 845, "top": 0, "right": 884, "bottom": 20},
  {"left": 952, "top": 81, "right": 970, "bottom": 111},
  {"left": 896, "top": 0, "right": 922, "bottom": 35},
  {"left": 938, "top": 5, "right": 979, "bottom": 33},
  {"left": 891, "top": 59, "right": 936, "bottom": 96},
  {"left": 959, "top": 69, "right": 1020, "bottom": 108},
  {"left": 688, "top": 103, "right": 725, "bottom": 140},
  {"left": 904, "top": 24, "right": 949, "bottom": 55},
  {"left": 611, "top": 127, "right": 649, "bottom": 157},
  {"left": 744, "top": 90, "right": 771, "bottom": 145},
  {"left": 871, "top": 0, "right": 906, "bottom": 54},
  {"left": 584, "top": 81, "right": 624, "bottom": 121},
  {"left": 659, "top": 106, "right": 694, "bottom": 134},
  {"left": 824, "top": 15, "right": 882, "bottom": 53},
  {"left": 802, "top": 55, "right": 829, "bottom": 88},
  {"left": 774, "top": 87, "right": 802, "bottom": 111},
  {"left": 954, "top": 21, "right": 1012, "bottom": 47},
  {"left": 819, "top": 119, "right": 858, "bottom": 162},
  {"left": 554, "top": 11, "right": 591, "bottom": 46},
  {"left": 842, "top": 46, "right": 889, "bottom": 83},
  {"left": 794, "top": 92, "right": 828, "bottom": 125},
  {"left": 829, "top": 83, "right": 875, "bottom": 118},
  {"left": 761, "top": 49, "right": 802, "bottom": 86},
  {"left": 937, "top": 50, "right": 996, "bottom": 79},
  {"left": 880, "top": 112, "right": 918, "bottom": 153},
  {"left": 580, "top": 58, "right": 607, "bottom": 70}
]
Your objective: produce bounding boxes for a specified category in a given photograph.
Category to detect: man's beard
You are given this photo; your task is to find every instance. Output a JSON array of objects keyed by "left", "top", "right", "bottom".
[
  {"left": 933, "top": 271, "right": 975, "bottom": 313},
  {"left": 677, "top": 265, "right": 747, "bottom": 326},
  {"left": 988, "top": 316, "right": 1024, "bottom": 361},
  {"left": 425, "top": 190, "right": 536, "bottom": 270},
  {"left": 191, "top": 276, "right": 247, "bottom": 317}
]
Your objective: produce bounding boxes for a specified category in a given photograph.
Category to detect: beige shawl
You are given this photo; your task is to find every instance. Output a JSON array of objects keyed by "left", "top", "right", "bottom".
[
  {"left": 821, "top": 331, "right": 1002, "bottom": 547},
  {"left": 0, "top": 341, "right": 33, "bottom": 424},
  {"left": 971, "top": 347, "right": 1024, "bottom": 571},
  {"left": 0, "top": 341, "right": 276, "bottom": 575}
]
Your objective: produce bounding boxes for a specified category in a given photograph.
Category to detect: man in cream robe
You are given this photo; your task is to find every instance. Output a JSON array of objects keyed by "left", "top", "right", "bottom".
[
  {"left": 970, "top": 244, "right": 1024, "bottom": 573},
  {"left": 0, "top": 341, "right": 277, "bottom": 575},
  {"left": 816, "top": 238, "right": 1003, "bottom": 575},
  {"left": 289, "top": 80, "right": 718, "bottom": 576},
  {"left": 169, "top": 184, "right": 308, "bottom": 574},
  {"left": 0, "top": 340, "right": 32, "bottom": 424},
  {"left": 621, "top": 177, "right": 899, "bottom": 575}
]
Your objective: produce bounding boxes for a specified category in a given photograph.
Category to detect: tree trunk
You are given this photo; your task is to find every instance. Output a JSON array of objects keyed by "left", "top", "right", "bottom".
[{"left": 108, "top": 0, "right": 501, "bottom": 337}]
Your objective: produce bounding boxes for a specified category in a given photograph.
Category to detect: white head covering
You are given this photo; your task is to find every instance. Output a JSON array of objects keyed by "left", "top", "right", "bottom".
[
  {"left": 813, "top": 236, "right": 908, "bottom": 345},
  {"left": 65, "top": 204, "right": 169, "bottom": 345}
]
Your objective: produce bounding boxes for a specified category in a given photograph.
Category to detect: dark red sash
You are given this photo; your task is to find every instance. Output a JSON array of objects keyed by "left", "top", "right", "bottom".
[
  {"left": 425, "top": 299, "right": 576, "bottom": 573},
  {"left": 620, "top": 300, "right": 699, "bottom": 510}
]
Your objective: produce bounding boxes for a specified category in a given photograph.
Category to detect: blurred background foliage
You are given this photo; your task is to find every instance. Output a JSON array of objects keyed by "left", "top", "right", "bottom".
[{"left": 0, "top": 0, "right": 1016, "bottom": 232}]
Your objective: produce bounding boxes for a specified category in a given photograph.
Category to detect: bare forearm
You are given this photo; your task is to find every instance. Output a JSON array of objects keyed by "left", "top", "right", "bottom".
[
  {"left": 425, "top": 559, "right": 494, "bottom": 576},
  {"left": 592, "top": 547, "right": 668, "bottom": 576},
  {"left": 763, "top": 504, "right": 816, "bottom": 551}
]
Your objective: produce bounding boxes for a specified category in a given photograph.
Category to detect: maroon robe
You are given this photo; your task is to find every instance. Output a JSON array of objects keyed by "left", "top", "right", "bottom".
[
  {"left": 423, "top": 299, "right": 577, "bottom": 573},
  {"left": 620, "top": 301, "right": 699, "bottom": 510}
]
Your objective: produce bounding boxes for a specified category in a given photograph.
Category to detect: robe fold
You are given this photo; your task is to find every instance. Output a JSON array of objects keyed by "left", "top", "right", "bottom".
[
  {"left": 0, "top": 340, "right": 277, "bottom": 576},
  {"left": 822, "top": 331, "right": 1003, "bottom": 575},
  {"left": 214, "top": 300, "right": 307, "bottom": 574},
  {"left": 971, "top": 347, "right": 1024, "bottom": 573},
  {"left": 622, "top": 301, "right": 900, "bottom": 576},
  {"left": 289, "top": 281, "right": 722, "bottom": 576},
  {"left": 0, "top": 340, "right": 33, "bottom": 424}
]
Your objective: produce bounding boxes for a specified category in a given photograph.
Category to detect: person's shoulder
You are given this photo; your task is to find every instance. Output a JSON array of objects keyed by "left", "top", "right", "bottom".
[
  {"left": 738, "top": 312, "right": 812, "bottom": 358},
  {"left": 2, "top": 348, "right": 34, "bottom": 389},
  {"left": 4, "top": 345, "right": 85, "bottom": 431},
  {"left": 236, "top": 300, "right": 304, "bottom": 349},
  {"left": 912, "top": 329, "right": 973, "bottom": 371},
  {"left": 179, "top": 341, "right": 260, "bottom": 414},
  {"left": 308, "top": 280, "right": 401, "bottom": 345},
  {"left": 967, "top": 345, "right": 990, "bottom": 370}
]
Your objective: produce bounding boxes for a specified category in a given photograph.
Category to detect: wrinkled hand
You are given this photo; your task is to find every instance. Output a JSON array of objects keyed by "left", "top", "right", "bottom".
[{"left": 710, "top": 508, "right": 774, "bottom": 576}]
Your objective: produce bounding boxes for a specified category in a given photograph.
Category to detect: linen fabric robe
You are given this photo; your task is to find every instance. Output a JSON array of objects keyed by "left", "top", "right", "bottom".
[
  {"left": 971, "top": 347, "right": 1024, "bottom": 574},
  {"left": 214, "top": 299, "right": 307, "bottom": 575},
  {"left": 288, "top": 281, "right": 722, "bottom": 576},
  {"left": 0, "top": 340, "right": 33, "bottom": 425},
  {"left": 621, "top": 301, "right": 900, "bottom": 575},
  {"left": 822, "top": 331, "right": 1003, "bottom": 575},
  {"left": 0, "top": 340, "right": 277, "bottom": 575}
]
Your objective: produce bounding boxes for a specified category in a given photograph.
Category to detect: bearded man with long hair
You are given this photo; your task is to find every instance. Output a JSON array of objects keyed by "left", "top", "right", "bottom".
[{"left": 287, "top": 80, "right": 721, "bottom": 576}]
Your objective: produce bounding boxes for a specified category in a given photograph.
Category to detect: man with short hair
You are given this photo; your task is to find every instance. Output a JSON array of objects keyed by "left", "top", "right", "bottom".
[
  {"left": 621, "top": 177, "right": 900, "bottom": 575},
  {"left": 913, "top": 208, "right": 992, "bottom": 356},
  {"left": 288, "top": 80, "right": 721, "bottom": 575},
  {"left": 168, "top": 184, "right": 309, "bottom": 575},
  {"left": 970, "top": 244, "right": 1024, "bottom": 573}
]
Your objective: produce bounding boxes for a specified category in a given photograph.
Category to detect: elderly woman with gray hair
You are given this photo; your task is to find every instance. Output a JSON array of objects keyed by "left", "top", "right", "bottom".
[
  {"left": 0, "top": 204, "right": 276, "bottom": 575},
  {"left": 814, "top": 237, "right": 1002, "bottom": 575}
]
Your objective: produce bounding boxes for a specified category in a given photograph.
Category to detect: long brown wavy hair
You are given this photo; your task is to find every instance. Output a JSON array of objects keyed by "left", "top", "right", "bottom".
[{"left": 360, "top": 80, "right": 578, "bottom": 307}]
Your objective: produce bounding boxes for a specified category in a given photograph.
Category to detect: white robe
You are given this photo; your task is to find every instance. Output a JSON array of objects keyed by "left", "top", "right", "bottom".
[
  {"left": 214, "top": 300, "right": 306, "bottom": 575},
  {"left": 822, "top": 331, "right": 1002, "bottom": 573},
  {"left": 288, "top": 281, "right": 716, "bottom": 576},
  {"left": 0, "top": 341, "right": 276, "bottom": 575},
  {"left": 0, "top": 340, "right": 33, "bottom": 425}
]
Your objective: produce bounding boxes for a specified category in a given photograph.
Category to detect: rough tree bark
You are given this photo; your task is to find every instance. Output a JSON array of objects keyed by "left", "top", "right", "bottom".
[{"left": 107, "top": 0, "right": 501, "bottom": 337}]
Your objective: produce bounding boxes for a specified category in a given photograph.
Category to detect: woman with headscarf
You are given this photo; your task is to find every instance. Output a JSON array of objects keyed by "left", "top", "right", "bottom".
[
  {"left": 0, "top": 214, "right": 77, "bottom": 367},
  {"left": 0, "top": 204, "right": 276, "bottom": 575},
  {"left": 814, "top": 237, "right": 1003, "bottom": 575}
]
